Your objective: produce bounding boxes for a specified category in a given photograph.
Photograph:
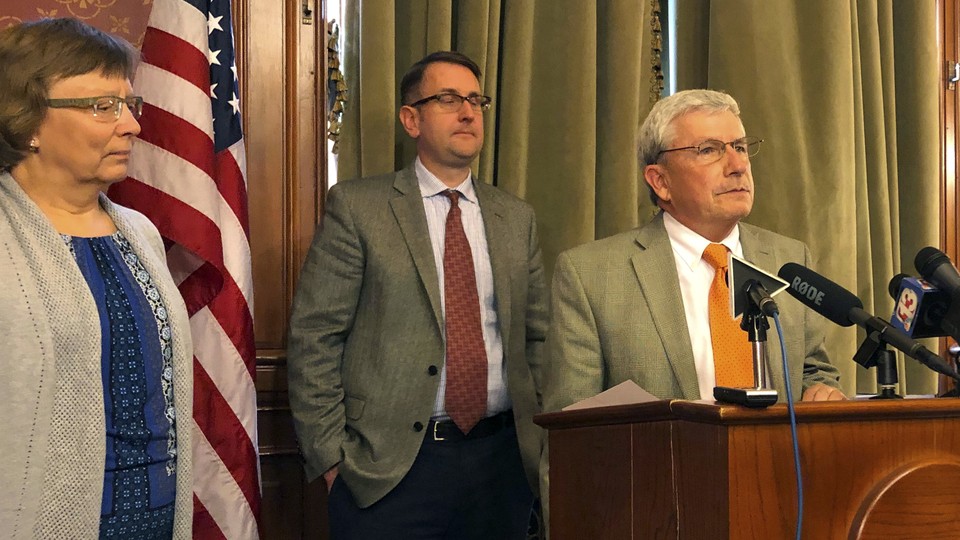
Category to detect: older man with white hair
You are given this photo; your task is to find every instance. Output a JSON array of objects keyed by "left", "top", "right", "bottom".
[{"left": 542, "top": 89, "right": 844, "bottom": 417}]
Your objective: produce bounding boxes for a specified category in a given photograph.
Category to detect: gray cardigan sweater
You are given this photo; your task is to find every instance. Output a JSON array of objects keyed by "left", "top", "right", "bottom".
[{"left": 0, "top": 172, "right": 193, "bottom": 539}]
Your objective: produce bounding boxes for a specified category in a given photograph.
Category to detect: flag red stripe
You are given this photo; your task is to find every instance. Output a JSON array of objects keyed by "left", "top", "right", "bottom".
[
  {"left": 119, "top": 180, "right": 254, "bottom": 368},
  {"left": 141, "top": 27, "right": 209, "bottom": 93},
  {"left": 194, "top": 361, "right": 261, "bottom": 513},
  {"left": 177, "top": 262, "right": 223, "bottom": 317},
  {"left": 137, "top": 106, "right": 250, "bottom": 233},
  {"left": 215, "top": 151, "right": 250, "bottom": 237},
  {"left": 207, "top": 278, "right": 256, "bottom": 379},
  {"left": 176, "top": 261, "right": 254, "bottom": 377},
  {"left": 193, "top": 496, "right": 229, "bottom": 540},
  {"left": 137, "top": 103, "right": 216, "bottom": 179},
  {"left": 110, "top": 180, "right": 226, "bottom": 270}
]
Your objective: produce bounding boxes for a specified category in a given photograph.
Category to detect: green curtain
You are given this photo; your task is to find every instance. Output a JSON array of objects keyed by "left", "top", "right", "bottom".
[
  {"left": 340, "top": 0, "right": 941, "bottom": 395},
  {"left": 678, "top": 0, "right": 940, "bottom": 396},
  {"left": 340, "top": 0, "right": 656, "bottom": 277}
]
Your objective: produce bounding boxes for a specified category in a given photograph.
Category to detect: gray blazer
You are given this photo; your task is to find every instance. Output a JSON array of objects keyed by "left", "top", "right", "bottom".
[
  {"left": 287, "top": 164, "right": 548, "bottom": 508},
  {"left": 543, "top": 212, "right": 841, "bottom": 414}
]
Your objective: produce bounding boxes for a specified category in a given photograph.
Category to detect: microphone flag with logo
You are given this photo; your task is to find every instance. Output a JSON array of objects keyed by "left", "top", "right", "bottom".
[
  {"left": 728, "top": 254, "right": 789, "bottom": 318},
  {"left": 889, "top": 274, "right": 948, "bottom": 339}
]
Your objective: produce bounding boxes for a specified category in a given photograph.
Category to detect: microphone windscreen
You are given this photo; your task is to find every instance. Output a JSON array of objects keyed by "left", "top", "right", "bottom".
[
  {"left": 888, "top": 273, "right": 910, "bottom": 300},
  {"left": 915, "top": 246, "right": 949, "bottom": 278},
  {"left": 777, "top": 262, "right": 863, "bottom": 327}
]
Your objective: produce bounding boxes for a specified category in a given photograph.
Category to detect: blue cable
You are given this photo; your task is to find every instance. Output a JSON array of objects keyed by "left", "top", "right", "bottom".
[{"left": 773, "top": 312, "right": 802, "bottom": 540}]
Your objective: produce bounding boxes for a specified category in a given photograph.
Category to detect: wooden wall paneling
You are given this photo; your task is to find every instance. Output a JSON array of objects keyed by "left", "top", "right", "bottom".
[
  {"left": 244, "top": 0, "right": 288, "bottom": 352},
  {"left": 940, "top": 0, "right": 960, "bottom": 394},
  {"left": 237, "top": 0, "right": 328, "bottom": 537},
  {"left": 292, "top": 0, "right": 332, "bottom": 531},
  {"left": 297, "top": 0, "right": 327, "bottom": 275},
  {"left": 943, "top": 0, "right": 958, "bottom": 262}
]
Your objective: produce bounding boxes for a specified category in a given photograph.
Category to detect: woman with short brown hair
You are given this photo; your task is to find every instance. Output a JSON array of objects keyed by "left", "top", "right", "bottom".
[{"left": 0, "top": 18, "right": 192, "bottom": 539}]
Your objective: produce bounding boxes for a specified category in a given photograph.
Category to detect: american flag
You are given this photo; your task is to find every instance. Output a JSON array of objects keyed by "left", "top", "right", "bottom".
[{"left": 108, "top": 0, "right": 261, "bottom": 538}]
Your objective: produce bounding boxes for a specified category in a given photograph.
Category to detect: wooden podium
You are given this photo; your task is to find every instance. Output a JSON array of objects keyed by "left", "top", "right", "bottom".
[{"left": 535, "top": 399, "right": 960, "bottom": 539}]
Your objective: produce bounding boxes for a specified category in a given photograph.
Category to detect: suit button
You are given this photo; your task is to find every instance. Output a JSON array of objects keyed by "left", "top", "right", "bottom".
[
  {"left": 413, "top": 422, "right": 424, "bottom": 432},
  {"left": 427, "top": 365, "right": 438, "bottom": 376}
]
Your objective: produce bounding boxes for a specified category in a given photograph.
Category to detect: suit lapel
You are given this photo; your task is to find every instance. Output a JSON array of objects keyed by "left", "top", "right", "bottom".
[
  {"left": 631, "top": 214, "right": 701, "bottom": 400},
  {"left": 475, "top": 183, "right": 512, "bottom": 349},
  {"left": 389, "top": 166, "right": 443, "bottom": 329},
  {"left": 739, "top": 224, "right": 775, "bottom": 276},
  {"left": 739, "top": 223, "right": 786, "bottom": 390}
]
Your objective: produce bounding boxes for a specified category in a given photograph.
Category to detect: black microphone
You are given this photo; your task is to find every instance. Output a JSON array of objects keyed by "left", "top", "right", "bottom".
[
  {"left": 778, "top": 263, "right": 960, "bottom": 381},
  {"left": 887, "top": 273, "right": 951, "bottom": 339},
  {"left": 745, "top": 279, "right": 779, "bottom": 316},
  {"left": 916, "top": 247, "right": 960, "bottom": 295},
  {"left": 888, "top": 273, "right": 910, "bottom": 300},
  {"left": 777, "top": 263, "right": 856, "bottom": 326},
  {"left": 913, "top": 247, "right": 960, "bottom": 344}
]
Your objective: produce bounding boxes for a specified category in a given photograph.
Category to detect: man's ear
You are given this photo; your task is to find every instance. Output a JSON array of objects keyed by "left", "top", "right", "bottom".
[
  {"left": 643, "top": 164, "right": 670, "bottom": 203},
  {"left": 399, "top": 105, "right": 420, "bottom": 138}
]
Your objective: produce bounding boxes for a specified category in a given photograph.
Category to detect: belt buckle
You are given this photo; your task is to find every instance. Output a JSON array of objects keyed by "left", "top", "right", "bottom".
[{"left": 432, "top": 421, "right": 446, "bottom": 442}]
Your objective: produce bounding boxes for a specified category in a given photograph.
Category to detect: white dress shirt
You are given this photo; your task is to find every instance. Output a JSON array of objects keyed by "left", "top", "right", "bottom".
[
  {"left": 662, "top": 212, "right": 744, "bottom": 400},
  {"left": 415, "top": 158, "right": 509, "bottom": 419}
]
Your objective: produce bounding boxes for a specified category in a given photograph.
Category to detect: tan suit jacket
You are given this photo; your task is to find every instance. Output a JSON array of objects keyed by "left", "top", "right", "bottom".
[
  {"left": 287, "top": 164, "right": 548, "bottom": 508},
  {"left": 543, "top": 212, "right": 841, "bottom": 413}
]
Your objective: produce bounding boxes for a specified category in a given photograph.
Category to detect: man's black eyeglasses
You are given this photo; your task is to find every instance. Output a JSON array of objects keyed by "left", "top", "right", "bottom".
[{"left": 408, "top": 92, "right": 492, "bottom": 112}]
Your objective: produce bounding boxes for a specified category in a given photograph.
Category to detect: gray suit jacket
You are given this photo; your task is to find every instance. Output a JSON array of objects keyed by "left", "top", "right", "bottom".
[
  {"left": 287, "top": 164, "right": 548, "bottom": 508},
  {"left": 543, "top": 212, "right": 841, "bottom": 414}
]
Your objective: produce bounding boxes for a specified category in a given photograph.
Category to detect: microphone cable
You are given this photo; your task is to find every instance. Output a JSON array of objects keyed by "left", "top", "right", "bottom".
[{"left": 773, "top": 312, "right": 803, "bottom": 540}]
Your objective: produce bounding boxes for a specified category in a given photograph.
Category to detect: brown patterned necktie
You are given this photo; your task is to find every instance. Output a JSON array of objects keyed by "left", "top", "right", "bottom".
[
  {"left": 442, "top": 190, "right": 487, "bottom": 433},
  {"left": 702, "top": 243, "right": 754, "bottom": 388}
]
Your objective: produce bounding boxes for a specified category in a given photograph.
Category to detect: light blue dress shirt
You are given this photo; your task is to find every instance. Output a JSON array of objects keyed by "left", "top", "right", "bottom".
[{"left": 415, "top": 158, "right": 509, "bottom": 420}]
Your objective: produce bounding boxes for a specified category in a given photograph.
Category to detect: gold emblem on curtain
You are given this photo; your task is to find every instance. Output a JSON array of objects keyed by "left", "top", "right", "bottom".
[
  {"left": 650, "top": 0, "right": 664, "bottom": 103},
  {"left": 327, "top": 20, "right": 348, "bottom": 155}
]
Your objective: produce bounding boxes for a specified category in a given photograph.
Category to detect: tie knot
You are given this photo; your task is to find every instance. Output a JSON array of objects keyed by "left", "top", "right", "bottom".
[
  {"left": 702, "top": 243, "right": 729, "bottom": 270},
  {"left": 444, "top": 190, "right": 461, "bottom": 208}
]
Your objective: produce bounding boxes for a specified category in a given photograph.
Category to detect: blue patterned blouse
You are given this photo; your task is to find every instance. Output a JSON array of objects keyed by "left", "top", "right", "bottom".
[{"left": 65, "top": 232, "right": 178, "bottom": 539}]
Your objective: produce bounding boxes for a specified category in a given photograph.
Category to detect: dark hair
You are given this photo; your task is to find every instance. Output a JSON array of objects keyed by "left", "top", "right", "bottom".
[
  {"left": 400, "top": 51, "right": 482, "bottom": 106},
  {"left": 0, "top": 18, "right": 139, "bottom": 171}
]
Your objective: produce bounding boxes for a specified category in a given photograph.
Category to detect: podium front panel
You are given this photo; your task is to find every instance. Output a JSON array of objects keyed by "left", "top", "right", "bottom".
[{"left": 539, "top": 399, "right": 960, "bottom": 539}]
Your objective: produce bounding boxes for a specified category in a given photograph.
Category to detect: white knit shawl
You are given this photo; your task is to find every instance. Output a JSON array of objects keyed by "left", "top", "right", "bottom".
[{"left": 0, "top": 172, "right": 193, "bottom": 539}]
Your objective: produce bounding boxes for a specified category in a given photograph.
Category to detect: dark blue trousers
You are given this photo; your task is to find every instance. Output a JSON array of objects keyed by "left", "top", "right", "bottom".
[{"left": 327, "top": 423, "right": 533, "bottom": 539}]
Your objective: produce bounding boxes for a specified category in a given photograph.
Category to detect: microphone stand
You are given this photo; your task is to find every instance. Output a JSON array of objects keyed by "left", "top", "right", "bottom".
[
  {"left": 713, "top": 281, "right": 779, "bottom": 408},
  {"left": 937, "top": 345, "right": 960, "bottom": 398},
  {"left": 743, "top": 307, "right": 771, "bottom": 390},
  {"left": 852, "top": 324, "right": 902, "bottom": 399}
]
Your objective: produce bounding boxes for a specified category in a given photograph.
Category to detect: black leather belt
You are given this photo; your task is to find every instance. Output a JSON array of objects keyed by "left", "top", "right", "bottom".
[{"left": 427, "top": 411, "right": 514, "bottom": 442}]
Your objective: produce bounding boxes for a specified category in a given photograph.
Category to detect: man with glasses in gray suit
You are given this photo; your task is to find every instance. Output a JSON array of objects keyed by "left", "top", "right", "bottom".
[{"left": 288, "top": 51, "right": 547, "bottom": 539}]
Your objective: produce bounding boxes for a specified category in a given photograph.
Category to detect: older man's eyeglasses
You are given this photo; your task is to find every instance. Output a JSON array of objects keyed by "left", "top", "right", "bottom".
[
  {"left": 408, "top": 92, "right": 492, "bottom": 112},
  {"left": 46, "top": 96, "right": 144, "bottom": 122},
  {"left": 657, "top": 136, "right": 763, "bottom": 164}
]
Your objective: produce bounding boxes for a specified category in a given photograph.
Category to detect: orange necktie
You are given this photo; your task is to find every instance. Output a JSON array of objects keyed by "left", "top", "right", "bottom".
[{"left": 702, "top": 243, "right": 754, "bottom": 388}]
